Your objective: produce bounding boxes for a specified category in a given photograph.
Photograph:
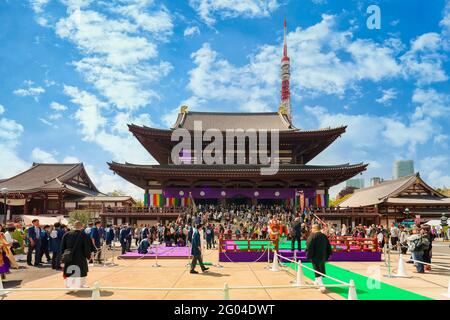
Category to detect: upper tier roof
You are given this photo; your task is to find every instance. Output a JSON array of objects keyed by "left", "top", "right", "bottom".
[
  {"left": 172, "top": 111, "right": 294, "bottom": 131},
  {"left": 128, "top": 111, "right": 347, "bottom": 165},
  {"left": 0, "top": 163, "right": 101, "bottom": 195},
  {"left": 108, "top": 162, "right": 368, "bottom": 189}
]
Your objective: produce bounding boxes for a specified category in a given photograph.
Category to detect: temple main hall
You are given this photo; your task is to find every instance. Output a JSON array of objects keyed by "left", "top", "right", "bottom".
[{"left": 106, "top": 20, "right": 368, "bottom": 225}]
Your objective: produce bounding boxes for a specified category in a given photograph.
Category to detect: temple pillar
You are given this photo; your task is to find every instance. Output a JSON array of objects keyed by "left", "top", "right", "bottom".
[
  {"left": 43, "top": 194, "right": 48, "bottom": 215},
  {"left": 58, "top": 192, "right": 63, "bottom": 215},
  {"left": 24, "top": 197, "right": 29, "bottom": 215}
]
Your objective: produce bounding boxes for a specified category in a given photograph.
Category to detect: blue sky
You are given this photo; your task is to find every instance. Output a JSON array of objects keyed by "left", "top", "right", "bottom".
[{"left": 0, "top": 0, "right": 449, "bottom": 198}]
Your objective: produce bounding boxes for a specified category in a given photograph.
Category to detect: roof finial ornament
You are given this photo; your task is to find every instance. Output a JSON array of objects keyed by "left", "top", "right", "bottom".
[{"left": 180, "top": 105, "right": 188, "bottom": 114}]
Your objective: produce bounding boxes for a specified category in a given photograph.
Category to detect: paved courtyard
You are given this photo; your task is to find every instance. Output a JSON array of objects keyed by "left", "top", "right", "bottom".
[{"left": 1, "top": 243, "right": 450, "bottom": 300}]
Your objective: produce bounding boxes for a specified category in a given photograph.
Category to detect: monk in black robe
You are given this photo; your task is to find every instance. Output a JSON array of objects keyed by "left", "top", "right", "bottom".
[
  {"left": 61, "top": 221, "right": 92, "bottom": 288},
  {"left": 306, "top": 224, "right": 332, "bottom": 293}
]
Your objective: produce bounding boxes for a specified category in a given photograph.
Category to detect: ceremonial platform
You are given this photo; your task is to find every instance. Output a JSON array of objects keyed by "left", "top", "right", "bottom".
[
  {"left": 219, "top": 237, "right": 382, "bottom": 263},
  {"left": 118, "top": 245, "right": 190, "bottom": 260}
]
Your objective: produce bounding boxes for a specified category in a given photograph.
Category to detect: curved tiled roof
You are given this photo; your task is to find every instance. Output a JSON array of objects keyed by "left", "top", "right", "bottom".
[
  {"left": 339, "top": 173, "right": 448, "bottom": 208},
  {"left": 0, "top": 163, "right": 100, "bottom": 194},
  {"left": 172, "top": 111, "right": 296, "bottom": 131}
]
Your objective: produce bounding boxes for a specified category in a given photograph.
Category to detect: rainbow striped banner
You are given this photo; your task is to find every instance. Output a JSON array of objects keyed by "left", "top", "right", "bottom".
[
  {"left": 144, "top": 193, "right": 149, "bottom": 206},
  {"left": 315, "top": 194, "right": 329, "bottom": 208},
  {"left": 165, "top": 197, "right": 180, "bottom": 207},
  {"left": 149, "top": 193, "right": 163, "bottom": 207},
  {"left": 181, "top": 197, "right": 191, "bottom": 207}
]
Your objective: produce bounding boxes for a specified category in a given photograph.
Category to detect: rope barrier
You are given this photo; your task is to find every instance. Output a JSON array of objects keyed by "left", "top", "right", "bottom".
[
  {"left": 221, "top": 249, "right": 269, "bottom": 263},
  {"left": 274, "top": 252, "right": 350, "bottom": 286}
]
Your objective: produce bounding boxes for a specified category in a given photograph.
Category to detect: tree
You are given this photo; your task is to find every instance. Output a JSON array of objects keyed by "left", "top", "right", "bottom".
[
  {"left": 437, "top": 187, "right": 450, "bottom": 197},
  {"left": 69, "top": 210, "right": 94, "bottom": 225},
  {"left": 108, "top": 190, "right": 126, "bottom": 197},
  {"left": 134, "top": 199, "right": 144, "bottom": 207},
  {"left": 330, "top": 194, "right": 354, "bottom": 207}
]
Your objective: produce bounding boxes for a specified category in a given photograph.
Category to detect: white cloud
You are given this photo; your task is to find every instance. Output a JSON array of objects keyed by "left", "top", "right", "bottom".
[
  {"left": 184, "top": 15, "right": 404, "bottom": 112},
  {"left": 30, "top": 0, "right": 50, "bottom": 14},
  {"left": 13, "top": 83, "right": 45, "bottom": 101},
  {"left": 301, "top": 105, "right": 445, "bottom": 197},
  {"left": 412, "top": 88, "right": 450, "bottom": 120},
  {"left": 29, "top": 0, "right": 51, "bottom": 26},
  {"left": 400, "top": 33, "right": 448, "bottom": 85},
  {"left": 110, "top": 0, "right": 173, "bottom": 38},
  {"left": 0, "top": 104, "right": 4, "bottom": 115},
  {"left": 187, "top": 43, "right": 279, "bottom": 112},
  {"left": 189, "top": 0, "right": 279, "bottom": 25},
  {"left": 64, "top": 85, "right": 154, "bottom": 164},
  {"left": 376, "top": 88, "right": 397, "bottom": 105},
  {"left": 184, "top": 26, "right": 200, "bottom": 37},
  {"left": 64, "top": 85, "right": 107, "bottom": 140},
  {"left": 0, "top": 109, "right": 29, "bottom": 178},
  {"left": 85, "top": 164, "right": 144, "bottom": 199},
  {"left": 31, "top": 147, "right": 57, "bottom": 163},
  {"left": 419, "top": 156, "right": 450, "bottom": 188},
  {"left": 54, "top": 3, "right": 173, "bottom": 111},
  {"left": 63, "top": 156, "right": 81, "bottom": 163},
  {"left": 50, "top": 102, "right": 68, "bottom": 111},
  {"left": 39, "top": 118, "right": 58, "bottom": 128}
]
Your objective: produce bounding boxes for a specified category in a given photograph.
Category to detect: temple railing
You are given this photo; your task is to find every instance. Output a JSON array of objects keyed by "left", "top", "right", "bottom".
[
  {"left": 316, "top": 207, "right": 379, "bottom": 216},
  {"left": 100, "top": 206, "right": 189, "bottom": 216}
]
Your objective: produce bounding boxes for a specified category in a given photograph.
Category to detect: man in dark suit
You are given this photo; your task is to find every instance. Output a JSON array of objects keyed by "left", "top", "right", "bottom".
[
  {"left": 119, "top": 225, "right": 129, "bottom": 255},
  {"left": 125, "top": 225, "right": 133, "bottom": 252},
  {"left": 40, "top": 225, "right": 52, "bottom": 263},
  {"left": 90, "top": 221, "right": 102, "bottom": 263},
  {"left": 105, "top": 224, "right": 115, "bottom": 248},
  {"left": 190, "top": 224, "right": 209, "bottom": 274},
  {"left": 27, "top": 219, "right": 42, "bottom": 267},
  {"left": 50, "top": 222, "right": 64, "bottom": 270},
  {"left": 306, "top": 224, "right": 332, "bottom": 293},
  {"left": 291, "top": 216, "right": 302, "bottom": 252}
]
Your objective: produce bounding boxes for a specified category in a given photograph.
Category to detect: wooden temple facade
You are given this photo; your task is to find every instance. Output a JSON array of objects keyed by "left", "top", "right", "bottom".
[
  {"left": 0, "top": 163, "right": 134, "bottom": 222},
  {"left": 106, "top": 108, "right": 369, "bottom": 224},
  {"left": 339, "top": 173, "right": 450, "bottom": 225}
]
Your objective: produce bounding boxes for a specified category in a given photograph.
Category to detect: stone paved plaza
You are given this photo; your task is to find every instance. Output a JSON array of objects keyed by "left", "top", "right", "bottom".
[{"left": 2, "top": 243, "right": 450, "bottom": 300}]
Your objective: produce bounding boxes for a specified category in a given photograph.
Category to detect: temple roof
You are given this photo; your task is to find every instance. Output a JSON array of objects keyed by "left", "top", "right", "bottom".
[
  {"left": 108, "top": 162, "right": 368, "bottom": 189},
  {"left": 339, "top": 173, "right": 449, "bottom": 208},
  {"left": 128, "top": 122, "right": 347, "bottom": 165},
  {"left": 0, "top": 163, "right": 102, "bottom": 195},
  {"left": 172, "top": 111, "right": 294, "bottom": 131}
]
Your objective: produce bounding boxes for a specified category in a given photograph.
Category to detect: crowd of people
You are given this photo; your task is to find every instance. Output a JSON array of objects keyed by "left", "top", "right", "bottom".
[
  {"left": 0, "top": 219, "right": 106, "bottom": 283},
  {"left": 0, "top": 203, "right": 446, "bottom": 285}
]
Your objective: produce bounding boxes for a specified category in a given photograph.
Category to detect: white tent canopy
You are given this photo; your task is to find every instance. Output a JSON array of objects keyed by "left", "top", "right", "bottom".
[
  {"left": 21, "top": 215, "right": 69, "bottom": 226},
  {"left": 425, "top": 219, "right": 448, "bottom": 227}
]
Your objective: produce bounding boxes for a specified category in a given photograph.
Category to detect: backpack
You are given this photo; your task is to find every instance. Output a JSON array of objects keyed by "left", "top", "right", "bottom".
[{"left": 410, "top": 236, "right": 426, "bottom": 252}]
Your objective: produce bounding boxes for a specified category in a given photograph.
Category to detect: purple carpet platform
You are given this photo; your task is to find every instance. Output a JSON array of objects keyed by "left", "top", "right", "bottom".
[
  {"left": 219, "top": 250, "right": 382, "bottom": 262},
  {"left": 219, "top": 240, "right": 382, "bottom": 262},
  {"left": 119, "top": 245, "right": 191, "bottom": 260}
]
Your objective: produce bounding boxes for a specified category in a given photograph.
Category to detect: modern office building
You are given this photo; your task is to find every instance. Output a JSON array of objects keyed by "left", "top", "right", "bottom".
[
  {"left": 346, "top": 178, "right": 365, "bottom": 189},
  {"left": 393, "top": 160, "right": 414, "bottom": 179}
]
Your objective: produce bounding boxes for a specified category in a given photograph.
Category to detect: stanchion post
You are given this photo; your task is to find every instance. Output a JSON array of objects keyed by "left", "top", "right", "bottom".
[
  {"left": 442, "top": 279, "right": 450, "bottom": 298},
  {"left": 347, "top": 279, "right": 358, "bottom": 300},
  {"left": 0, "top": 276, "right": 6, "bottom": 297},
  {"left": 152, "top": 242, "right": 161, "bottom": 267},
  {"left": 223, "top": 282, "right": 230, "bottom": 300},
  {"left": 91, "top": 281, "right": 101, "bottom": 300},
  {"left": 111, "top": 241, "right": 116, "bottom": 265},
  {"left": 296, "top": 260, "right": 303, "bottom": 286}
]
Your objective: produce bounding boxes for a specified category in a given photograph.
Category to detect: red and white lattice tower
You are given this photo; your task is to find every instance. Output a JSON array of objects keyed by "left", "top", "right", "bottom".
[{"left": 280, "top": 18, "right": 292, "bottom": 122}]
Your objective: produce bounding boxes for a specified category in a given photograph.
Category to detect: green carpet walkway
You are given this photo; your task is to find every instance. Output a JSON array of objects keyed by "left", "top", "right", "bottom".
[
  {"left": 232, "top": 239, "right": 305, "bottom": 250},
  {"left": 284, "top": 262, "right": 432, "bottom": 300}
]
